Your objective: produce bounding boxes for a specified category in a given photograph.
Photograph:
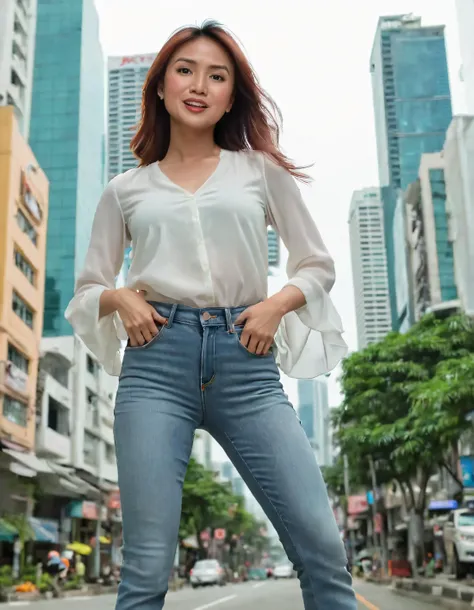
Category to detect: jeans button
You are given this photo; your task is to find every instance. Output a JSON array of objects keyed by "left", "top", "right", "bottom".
[{"left": 202, "top": 311, "right": 211, "bottom": 321}]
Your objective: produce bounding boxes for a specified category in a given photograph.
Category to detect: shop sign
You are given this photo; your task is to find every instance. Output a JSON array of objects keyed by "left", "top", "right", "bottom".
[
  {"left": 108, "top": 490, "right": 121, "bottom": 510},
  {"left": 68, "top": 500, "right": 99, "bottom": 520},
  {"left": 214, "top": 528, "right": 226, "bottom": 541},
  {"left": 348, "top": 495, "right": 369, "bottom": 515},
  {"left": 461, "top": 455, "right": 474, "bottom": 488},
  {"left": 374, "top": 513, "right": 382, "bottom": 534}
]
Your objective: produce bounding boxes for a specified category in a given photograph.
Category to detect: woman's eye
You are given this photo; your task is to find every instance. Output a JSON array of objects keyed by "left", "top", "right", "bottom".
[
  {"left": 211, "top": 74, "right": 225, "bottom": 82},
  {"left": 177, "top": 67, "right": 191, "bottom": 75}
]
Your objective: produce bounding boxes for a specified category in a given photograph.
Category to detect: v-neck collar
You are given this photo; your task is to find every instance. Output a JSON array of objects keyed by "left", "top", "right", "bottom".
[{"left": 154, "top": 149, "right": 226, "bottom": 197}]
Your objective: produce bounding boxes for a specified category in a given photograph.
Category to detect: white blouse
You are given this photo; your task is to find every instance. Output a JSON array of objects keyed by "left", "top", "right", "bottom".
[{"left": 65, "top": 149, "right": 347, "bottom": 378}]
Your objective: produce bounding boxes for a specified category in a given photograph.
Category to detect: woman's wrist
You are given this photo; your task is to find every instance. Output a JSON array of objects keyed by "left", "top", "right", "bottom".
[{"left": 269, "top": 285, "right": 306, "bottom": 316}]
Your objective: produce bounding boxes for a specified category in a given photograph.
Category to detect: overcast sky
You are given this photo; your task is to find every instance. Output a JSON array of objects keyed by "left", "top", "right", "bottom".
[{"left": 95, "top": 0, "right": 463, "bottom": 409}]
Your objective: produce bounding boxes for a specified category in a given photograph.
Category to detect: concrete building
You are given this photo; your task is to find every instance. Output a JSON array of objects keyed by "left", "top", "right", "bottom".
[
  {"left": 0, "top": 106, "right": 48, "bottom": 453},
  {"left": 108, "top": 53, "right": 155, "bottom": 180},
  {"left": 349, "top": 188, "right": 391, "bottom": 348},
  {"left": 0, "top": 0, "right": 37, "bottom": 137},
  {"left": 36, "top": 336, "right": 118, "bottom": 484},
  {"left": 405, "top": 152, "right": 459, "bottom": 322},
  {"left": 443, "top": 116, "right": 474, "bottom": 316},
  {"left": 29, "top": 0, "right": 106, "bottom": 337},
  {"left": 456, "top": 0, "right": 474, "bottom": 114},
  {"left": 297, "top": 378, "right": 331, "bottom": 467},
  {"left": 370, "top": 14, "right": 452, "bottom": 330}
]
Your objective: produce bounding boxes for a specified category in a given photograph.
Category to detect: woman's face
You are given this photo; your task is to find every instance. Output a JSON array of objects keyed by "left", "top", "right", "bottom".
[{"left": 161, "top": 37, "right": 235, "bottom": 132}]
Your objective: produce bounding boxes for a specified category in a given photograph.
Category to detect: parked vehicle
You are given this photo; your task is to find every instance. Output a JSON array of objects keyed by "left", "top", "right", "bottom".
[
  {"left": 190, "top": 559, "right": 227, "bottom": 588},
  {"left": 273, "top": 562, "right": 295, "bottom": 579},
  {"left": 443, "top": 508, "right": 474, "bottom": 579}
]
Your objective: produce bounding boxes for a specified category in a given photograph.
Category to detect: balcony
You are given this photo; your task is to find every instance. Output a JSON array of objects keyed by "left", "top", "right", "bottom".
[
  {"left": 43, "top": 374, "right": 70, "bottom": 409},
  {"left": 11, "top": 55, "right": 27, "bottom": 85},
  {"left": 37, "top": 426, "right": 71, "bottom": 461}
]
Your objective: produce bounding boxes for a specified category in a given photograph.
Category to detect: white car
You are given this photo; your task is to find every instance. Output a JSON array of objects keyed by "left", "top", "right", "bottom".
[
  {"left": 443, "top": 509, "right": 474, "bottom": 578},
  {"left": 190, "top": 559, "right": 227, "bottom": 588},
  {"left": 273, "top": 562, "right": 295, "bottom": 579}
]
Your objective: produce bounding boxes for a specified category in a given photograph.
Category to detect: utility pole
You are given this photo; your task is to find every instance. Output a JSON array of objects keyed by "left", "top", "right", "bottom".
[
  {"left": 343, "top": 455, "right": 357, "bottom": 563},
  {"left": 368, "top": 456, "right": 387, "bottom": 574}
]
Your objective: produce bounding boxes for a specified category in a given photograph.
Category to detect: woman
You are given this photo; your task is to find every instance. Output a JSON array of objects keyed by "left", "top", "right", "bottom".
[{"left": 66, "top": 21, "right": 355, "bottom": 610}]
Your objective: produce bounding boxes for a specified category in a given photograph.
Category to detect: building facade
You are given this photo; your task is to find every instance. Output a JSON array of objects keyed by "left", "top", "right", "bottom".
[
  {"left": 108, "top": 53, "right": 155, "bottom": 180},
  {"left": 0, "top": 0, "right": 37, "bottom": 137},
  {"left": 267, "top": 228, "right": 280, "bottom": 271},
  {"left": 0, "top": 106, "right": 48, "bottom": 452},
  {"left": 370, "top": 14, "right": 452, "bottom": 330},
  {"left": 443, "top": 116, "right": 474, "bottom": 316},
  {"left": 405, "top": 152, "right": 459, "bottom": 322},
  {"left": 29, "top": 0, "right": 105, "bottom": 337},
  {"left": 456, "top": 0, "right": 474, "bottom": 114},
  {"left": 349, "top": 188, "right": 391, "bottom": 348},
  {"left": 36, "top": 336, "right": 118, "bottom": 484},
  {"left": 297, "top": 378, "right": 331, "bottom": 466}
]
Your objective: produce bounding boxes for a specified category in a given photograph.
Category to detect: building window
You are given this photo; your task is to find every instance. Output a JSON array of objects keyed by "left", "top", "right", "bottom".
[
  {"left": 12, "top": 291, "right": 33, "bottom": 328},
  {"left": 16, "top": 209, "right": 37, "bottom": 245},
  {"left": 14, "top": 247, "right": 36, "bottom": 284},
  {"left": 47, "top": 396, "right": 69, "bottom": 436},
  {"left": 83, "top": 431, "right": 99, "bottom": 467},
  {"left": 105, "top": 443, "right": 116, "bottom": 464},
  {"left": 86, "top": 389, "right": 99, "bottom": 428},
  {"left": 7, "top": 343, "right": 29, "bottom": 373},
  {"left": 3, "top": 396, "right": 28, "bottom": 427},
  {"left": 86, "top": 354, "right": 98, "bottom": 376}
]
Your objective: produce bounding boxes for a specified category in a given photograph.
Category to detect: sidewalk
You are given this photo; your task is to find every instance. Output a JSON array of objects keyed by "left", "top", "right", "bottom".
[
  {"left": 4, "top": 583, "right": 119, "bottom": 604},
  {"left": 391, "top": 575, "right": 474, "bottom": 605}
]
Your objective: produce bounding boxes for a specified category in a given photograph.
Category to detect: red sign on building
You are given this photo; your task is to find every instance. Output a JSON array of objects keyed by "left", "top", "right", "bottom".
[
  {"left": 214, "top": 528, "right": 226, "bottom": 541},
  {"left": 348, "top": 495, "right": 369, "bottom": 515}
]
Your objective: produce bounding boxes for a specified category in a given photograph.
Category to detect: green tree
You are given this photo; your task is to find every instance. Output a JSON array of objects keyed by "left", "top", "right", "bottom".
[
  {"left": 180, "top": 458, "right": 235, "bottom": 556},
  {"left": 334, "top": 313, "right": 474, "bottom": 566}
]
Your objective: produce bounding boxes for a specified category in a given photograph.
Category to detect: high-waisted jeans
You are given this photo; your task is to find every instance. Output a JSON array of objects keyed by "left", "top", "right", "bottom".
[{"left": 114, "top": 302, "right": 356, "bottom": 610}]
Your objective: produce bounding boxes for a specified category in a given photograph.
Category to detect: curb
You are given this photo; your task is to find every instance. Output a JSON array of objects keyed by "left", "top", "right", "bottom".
[{"left": 392, "top": 578, "right": 474, "bottom": 606}]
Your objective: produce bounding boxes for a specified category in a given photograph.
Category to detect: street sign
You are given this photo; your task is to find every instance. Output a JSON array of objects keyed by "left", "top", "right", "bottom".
[{"left": 214, "top": 528, "right": 226, "bottom": 541}]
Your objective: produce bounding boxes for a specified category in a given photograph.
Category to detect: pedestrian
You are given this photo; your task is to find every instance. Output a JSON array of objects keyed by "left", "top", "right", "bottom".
[{"left": 65, "top": 20, "right": 355, "bottom": 610}]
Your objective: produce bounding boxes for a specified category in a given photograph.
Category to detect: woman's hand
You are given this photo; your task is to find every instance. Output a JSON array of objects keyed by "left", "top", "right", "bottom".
[
  {"left": 234, "top": 299, "right": 285, "bottom": 355},
  {"left": 113, "top": 288, "right": 168, "bottom": 347}
]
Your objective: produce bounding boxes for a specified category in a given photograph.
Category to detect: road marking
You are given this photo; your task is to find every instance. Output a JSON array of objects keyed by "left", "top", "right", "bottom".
[
  {"left": 355, "top": 592, "right": 380, "bottom": 610},
  {"left": 192, "top": 594, "right": 237, "bottom": 610},
  {"left": 8, "top": 604, "right": 31, "bottom": 607},
  {"left": 252, "top": 582, "right": 267, "bottom": 589},
  {"left": 66, "top": 597, "right": 94, "bottom": 602}
]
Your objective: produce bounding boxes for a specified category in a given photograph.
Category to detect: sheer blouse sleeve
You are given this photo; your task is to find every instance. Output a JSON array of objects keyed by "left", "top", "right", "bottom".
[{"left": 263, "top": 155, "right": 348, "bottom": 378}]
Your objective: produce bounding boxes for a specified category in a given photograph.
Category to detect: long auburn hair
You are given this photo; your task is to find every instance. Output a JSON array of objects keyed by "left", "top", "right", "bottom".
[{"left": 131, "top": 20, "right": 310, "bottom": 182}]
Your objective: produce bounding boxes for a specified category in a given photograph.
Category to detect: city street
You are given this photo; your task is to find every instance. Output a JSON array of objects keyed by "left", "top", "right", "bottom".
[{"left": 5, "top": 579, "right": 439, "bottom": 610}]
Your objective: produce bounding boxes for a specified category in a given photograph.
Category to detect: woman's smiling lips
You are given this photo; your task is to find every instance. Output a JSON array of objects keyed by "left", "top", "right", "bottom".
[{"left": 183, "top": 98, "right": 208, "bottom": 113}]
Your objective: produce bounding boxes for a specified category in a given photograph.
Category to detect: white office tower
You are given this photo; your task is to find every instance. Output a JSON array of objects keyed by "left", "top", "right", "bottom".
[
  {"left": 349, "top": 188, "right": 392, "bottom": 348},
  {"left": 0, "top": 0, "right": 37, "bottom": 136},
  {"left": 456, "top": 0, "right": 474, "bottom": 114},
  {"left": 297, "top": 378, "right": 331, "bottom": 467},
  {"left": 107, "top": 53, "right": 156, "bottom": 180}
]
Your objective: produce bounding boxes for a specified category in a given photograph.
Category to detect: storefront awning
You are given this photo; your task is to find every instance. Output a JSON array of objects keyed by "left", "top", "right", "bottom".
[
  {"left": 29, "top": 517, "right": 59, "bottom": 543},
  {"left": 4, "top": 449, "right": 53, "bottom": 477},
  {"left": 0, "top": 518, "right": 17, "bottom": 542}
]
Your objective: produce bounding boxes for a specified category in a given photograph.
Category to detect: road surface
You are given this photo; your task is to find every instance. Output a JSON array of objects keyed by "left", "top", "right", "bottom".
[{"left": 5, "top": 579, "right": 440, "bottom": 609}]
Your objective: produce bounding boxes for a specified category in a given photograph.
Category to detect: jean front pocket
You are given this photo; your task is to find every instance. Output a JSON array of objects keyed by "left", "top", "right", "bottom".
[
  {"left": 233, "top": 326, "right": 274, "bottom": 358},
  {"left": 126, "top": 323, "right": 167, "bottom": 350}
]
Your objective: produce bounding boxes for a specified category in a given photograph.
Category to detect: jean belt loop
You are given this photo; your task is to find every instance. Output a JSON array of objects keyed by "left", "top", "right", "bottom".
[
  {"left": 167, "top": 304, "right": 178, "bottom": 328},
  {"left": 225, "top": 308, "right": 235, "bottom": 333}
]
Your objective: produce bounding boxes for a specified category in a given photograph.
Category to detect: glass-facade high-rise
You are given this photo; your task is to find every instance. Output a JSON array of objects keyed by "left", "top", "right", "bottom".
[
  {"left": 29, "top": 0, "right": 105, "bottom": 337},
  {"left": 370, "top": 14, "right": 452, "bottom": 330},
  {"left": 297, "top": 378, "right": 331, "bottom": 466}
]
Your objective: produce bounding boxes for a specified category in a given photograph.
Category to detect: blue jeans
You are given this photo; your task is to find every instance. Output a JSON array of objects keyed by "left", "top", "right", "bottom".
[{"left": 114, "top": 303, "right": 356, "bottom": 609}]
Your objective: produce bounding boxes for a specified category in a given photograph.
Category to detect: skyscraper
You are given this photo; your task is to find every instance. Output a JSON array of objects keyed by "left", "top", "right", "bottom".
[
  {"left": 29, "top": 0, "right": 106, "bottom": 336},
  {"left": 370, "top": 14, "right": 452, "bottom": 331},
  {"left": 297, "top": 378, "right": 331, "bottom": 466},
  {"left": 405, "top": 152, "right": 458, "bottom": 321},
  {"left": 108, "top": 54, "right": 156, "bottom": 180},
  {"left": 267, "top": 228, "right": 280, "bottom": 271},
  {"left": 0, "top": 0, "right": 37, "bottom": 137},
  {"left": 456, "top": 0, "right": 474, "bottom": 114},
  {"left": 349, "top": 188, "right": 391, "bottom": 348}
]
